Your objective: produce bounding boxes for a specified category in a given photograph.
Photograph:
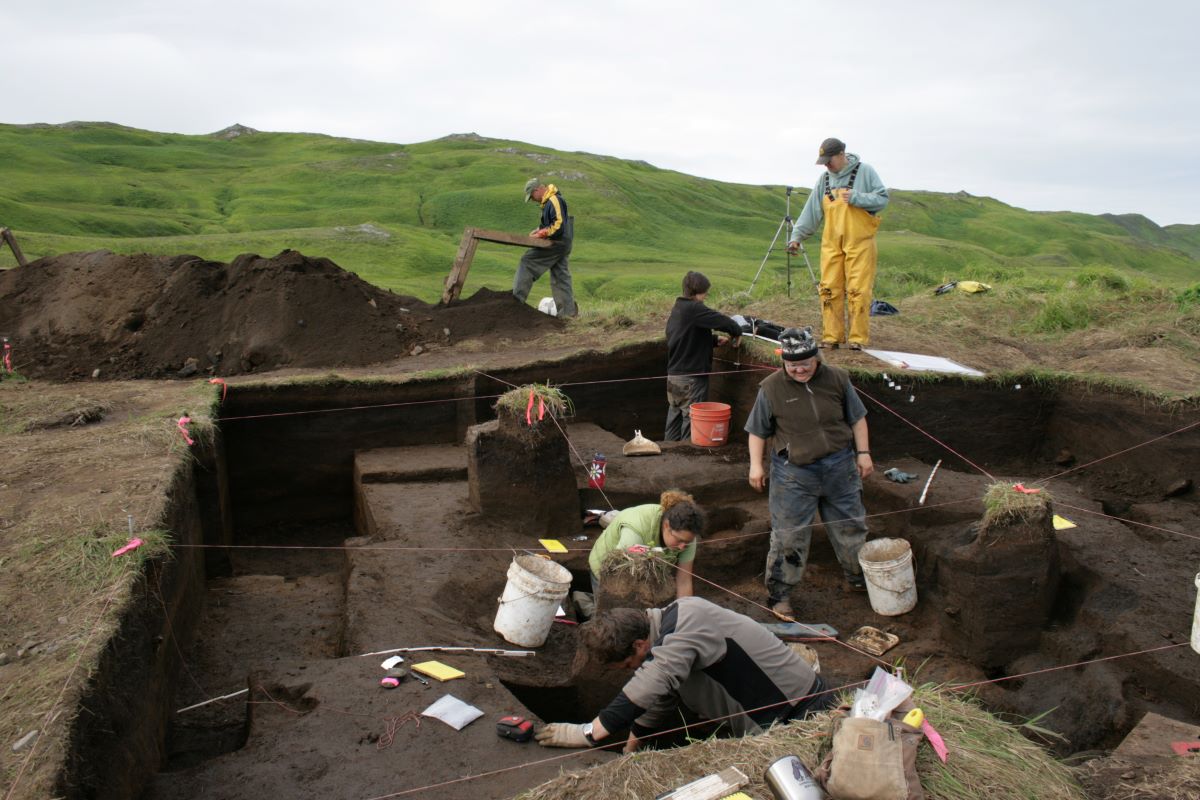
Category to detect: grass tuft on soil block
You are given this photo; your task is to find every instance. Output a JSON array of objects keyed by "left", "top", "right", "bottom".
[{"left": 981, "top": 481, "right": 1054, "bottom": 530}]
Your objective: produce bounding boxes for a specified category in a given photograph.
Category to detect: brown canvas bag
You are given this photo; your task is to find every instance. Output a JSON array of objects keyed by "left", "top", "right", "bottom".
[{"left": 815, "top": 713, "right": 923, "bottom": 800}]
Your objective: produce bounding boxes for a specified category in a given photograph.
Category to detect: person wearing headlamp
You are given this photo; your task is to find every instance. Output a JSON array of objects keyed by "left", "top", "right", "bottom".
[{"left": 744, "top": 326, "right": 874, "bottom": 616}]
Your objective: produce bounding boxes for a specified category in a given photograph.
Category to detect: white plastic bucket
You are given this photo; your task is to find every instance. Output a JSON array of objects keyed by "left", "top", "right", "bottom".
[
  {"left": 1191, "top": 573, "right": 1200, "bottom": 655},
  {"left": 494, "top": 555, "right": 573, "bottom": 647},
  {"left": 858, "top": 538, "right": 918, "bottom": 616}
]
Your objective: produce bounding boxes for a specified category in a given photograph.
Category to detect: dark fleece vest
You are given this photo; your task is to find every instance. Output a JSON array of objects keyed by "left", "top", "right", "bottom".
[{"left": 761, "top": 362, "right": 853, "bottom": 466}]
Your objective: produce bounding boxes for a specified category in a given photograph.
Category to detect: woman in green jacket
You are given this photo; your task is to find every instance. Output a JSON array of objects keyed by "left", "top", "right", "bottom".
[{"left": 588, "top": 489, "right": 706, "bottom": 599}]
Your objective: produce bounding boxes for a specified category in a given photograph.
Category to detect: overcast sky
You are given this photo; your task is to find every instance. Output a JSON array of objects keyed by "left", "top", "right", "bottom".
[{"left": 2, "top": 1, "right": 1197, "bottom": 225}]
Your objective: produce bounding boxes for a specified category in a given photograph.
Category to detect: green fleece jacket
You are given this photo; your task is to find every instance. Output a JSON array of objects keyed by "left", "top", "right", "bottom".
[
  {"left": 588, "top": 504, "right": 696, "bottom": 577},
  {"left": 789, "top": 153, "right": 889, "bottom": 242}
]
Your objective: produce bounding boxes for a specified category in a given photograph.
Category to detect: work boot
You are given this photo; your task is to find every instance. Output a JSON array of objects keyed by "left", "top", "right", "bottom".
[
  {"left": 769, "top": 597, "right": 793, "bottom": 618},
  {"left": 845, "top": 573, "right": 868, "bottom": 593}
]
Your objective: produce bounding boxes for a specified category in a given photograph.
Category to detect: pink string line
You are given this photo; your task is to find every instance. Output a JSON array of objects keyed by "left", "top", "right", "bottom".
[
  {"left": 219, "top": 392, "right": 507, "bottom": 422},
  {"left": 856, "top": 387, "right": 997, "bottom": 481},
  {"left": 360, "top": 680, "right": 861, "bottom": 800},
  {"left": 360, "top": 640, "right": 1190, "bottom": 800},
  {"left": 213, "top": 366, "right": 760, "bottom": 423},
  {"left": 659, "top": 554, "right": 895, "bottom": 669},
  {"left": 164, "top": 498, "right": 981, "bottom": 554},
  {"left": 1034, "top": 418, "right": 1200, "bottom": 485},
  {"left": 1055, "top": 501, "right": 1200, "bottom": 543},
  {"left": 948, "top": 642, "right": 1190, "bottom": 691}
]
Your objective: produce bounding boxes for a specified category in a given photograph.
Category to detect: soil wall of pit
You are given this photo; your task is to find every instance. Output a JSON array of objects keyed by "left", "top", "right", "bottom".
[
  {"left": 56, "top": 439, "right": 227, "bottom": 800},
  {"left": 219, "top": 344, "right": 1118, "bottom": 528},
  {"left": 58, "top": 347, "right": 1198, "bottom": 798}
]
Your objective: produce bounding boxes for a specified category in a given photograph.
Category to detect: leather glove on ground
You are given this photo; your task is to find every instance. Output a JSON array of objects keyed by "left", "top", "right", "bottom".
[{"left": 535, "top": 722, "right": 589, "bottom": 748}]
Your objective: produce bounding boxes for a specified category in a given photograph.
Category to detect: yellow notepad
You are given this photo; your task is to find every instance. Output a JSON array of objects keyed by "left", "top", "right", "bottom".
[
  {"left": 411, "top": 661, "right": 465, "bottom": 682},
  {"left": 1052, "top": 514, "right": 1077, "bottom": 530},
  {"left": 539, "top": 539, "right": 568, "bottom": 553}
]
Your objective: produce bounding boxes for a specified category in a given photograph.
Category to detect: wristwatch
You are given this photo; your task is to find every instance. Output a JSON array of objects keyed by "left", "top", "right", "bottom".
[{"left": 582, "top": 722, "right": 597, "bottom": 746}]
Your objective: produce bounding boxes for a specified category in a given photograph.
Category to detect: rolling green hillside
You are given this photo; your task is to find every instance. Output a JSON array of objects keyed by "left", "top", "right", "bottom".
[{"left": 1, "top": 121, "right": 1197, "bottom": 303}]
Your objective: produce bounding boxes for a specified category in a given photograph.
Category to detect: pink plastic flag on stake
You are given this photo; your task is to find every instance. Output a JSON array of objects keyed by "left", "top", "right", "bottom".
[
  {"left": 538, "top": 395, "right": 545, "bottom": 421},
  {"left": 525, "top": 389, "right": 535, "bottom": 426},
  {"left": 208, "top": 377, "right": 228, "bottom": 402},
  {"left": 112, "top": 538, "right": 144, "bottom": 558},
  {"left": 3, "top": 341, "right": 11, "bottom": 374},
  {"left": 1012, "top": 483, "right": 1041, "bottom": 495},
  {"left": 922, "top": 720, "right": 949, "bottom": 763},
  {"left": 177, "top": 415, "right": 195, "bottom": 446}
]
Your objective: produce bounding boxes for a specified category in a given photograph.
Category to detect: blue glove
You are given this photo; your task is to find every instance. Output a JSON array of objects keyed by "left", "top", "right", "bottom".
[{"left": 884, "top": 468, "right": 918, "bottom": 484}]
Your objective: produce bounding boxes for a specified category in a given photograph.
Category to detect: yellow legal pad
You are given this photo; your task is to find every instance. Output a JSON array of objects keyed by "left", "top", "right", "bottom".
[
  {"left": 721, "top": 794, "right": 753, "bottom": 800},
  {"left": 539, "top": 539, "right": 568, "bottom": 553},
  {"left": 1052, "top": 514, "right": 1077, "bottom": 530},
  {"left": 411, "top": 661, "right": 465, "bottom": 682}
]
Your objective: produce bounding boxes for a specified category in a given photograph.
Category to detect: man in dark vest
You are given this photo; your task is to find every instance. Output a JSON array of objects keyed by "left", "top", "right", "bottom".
[
  {"left": 744, "top": 326, "right": 874, "bottom": 616},
  {"left": 513, "top": 177, "right": 577, "bottom": 317}
]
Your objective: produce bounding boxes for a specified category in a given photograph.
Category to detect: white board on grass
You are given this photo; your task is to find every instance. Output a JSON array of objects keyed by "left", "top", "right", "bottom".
[{"left": 863, "top": 349, "right": 985, "bottom": 377}]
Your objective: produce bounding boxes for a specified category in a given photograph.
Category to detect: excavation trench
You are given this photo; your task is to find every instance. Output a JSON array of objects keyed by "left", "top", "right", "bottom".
[{"left": 64, "top": 343, "right": 1200, "bottom": 800}]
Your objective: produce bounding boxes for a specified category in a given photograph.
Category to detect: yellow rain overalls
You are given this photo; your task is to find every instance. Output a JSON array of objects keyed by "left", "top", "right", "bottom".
[{"left": 819, "top": 166, "right": 881, "bottom": 347}]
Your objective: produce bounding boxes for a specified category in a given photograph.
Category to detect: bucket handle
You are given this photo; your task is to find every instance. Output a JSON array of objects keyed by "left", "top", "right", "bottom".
[
  {"left": 497, "top": 587, "right": 566, "bottom": 605},
  {"left": 866, "top": 583, "right": 913, "bottom": 596}
]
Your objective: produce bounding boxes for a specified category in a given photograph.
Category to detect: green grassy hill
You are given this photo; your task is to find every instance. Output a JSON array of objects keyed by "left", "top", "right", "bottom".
[{"left": 1, "top": 121, "right": 1197, "bottom": 304}]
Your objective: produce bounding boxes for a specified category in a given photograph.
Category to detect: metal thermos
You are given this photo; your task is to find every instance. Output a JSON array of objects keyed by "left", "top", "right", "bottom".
[{"left": 764, "top": 755, "right": 826, "bottom": 800}]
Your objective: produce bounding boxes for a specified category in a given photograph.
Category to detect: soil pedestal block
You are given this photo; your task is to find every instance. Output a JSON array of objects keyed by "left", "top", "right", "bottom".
[
  {"left": 466, "top": 417, "right": 581, "bottom": 537},
  {"left": 595, "top": 564, "right": 675, "bottom": 614},
  {"left": 937, "top": 507, "right": 1060, "bottom": 669}
]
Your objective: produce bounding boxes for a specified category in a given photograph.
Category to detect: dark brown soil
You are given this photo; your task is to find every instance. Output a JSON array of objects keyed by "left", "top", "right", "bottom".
[
  {"left": 0, "top": 250, "right": 561, "bottom": 380},
  {"left": 4, "top": 255, "right": 1200, "bottom": 800}
]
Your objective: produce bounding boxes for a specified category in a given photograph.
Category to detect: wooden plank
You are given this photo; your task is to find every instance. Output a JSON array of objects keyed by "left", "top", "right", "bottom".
[
  {"left": 442, "top": 228, "right": 480, "bottom": 304},
  {"left": 1, "top": 228, "right": 28, "bottom": 267},
  {"left": 440, "top": 227, "right": 552, "bottom": 305},
  {"left": 470, "top": 228, "right": 553, "bottom": 248}
]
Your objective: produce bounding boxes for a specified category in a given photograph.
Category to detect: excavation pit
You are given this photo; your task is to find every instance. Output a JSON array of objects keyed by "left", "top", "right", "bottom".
[{"left": 73, "top": 344, "right": 1197, "bottom": 800}]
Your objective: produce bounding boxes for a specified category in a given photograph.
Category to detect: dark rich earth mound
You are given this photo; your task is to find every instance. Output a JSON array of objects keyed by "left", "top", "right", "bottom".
[{"left": 0, "top": 250, "right": 561, "bottom": 380}]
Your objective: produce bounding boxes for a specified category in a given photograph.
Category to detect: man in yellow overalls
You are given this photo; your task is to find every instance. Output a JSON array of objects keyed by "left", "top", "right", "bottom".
[{"left": 787, "top": 138, "right": 888, "bottom": 350}]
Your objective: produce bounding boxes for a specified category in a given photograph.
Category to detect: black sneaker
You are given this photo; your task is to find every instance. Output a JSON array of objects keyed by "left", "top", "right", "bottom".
[{"left": 846, "top": 574, "right": 868, "bottom": 592}]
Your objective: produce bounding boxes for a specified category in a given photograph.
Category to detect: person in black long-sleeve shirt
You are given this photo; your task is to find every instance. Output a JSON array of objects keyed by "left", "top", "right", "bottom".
[{"left": 664, "top": 271, "right": 741, "bottom": 441}]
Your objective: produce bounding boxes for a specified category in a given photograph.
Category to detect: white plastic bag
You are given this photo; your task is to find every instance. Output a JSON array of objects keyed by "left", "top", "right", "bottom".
[{"left": 850, "top": 667, "right": 913, "bottom": 721}]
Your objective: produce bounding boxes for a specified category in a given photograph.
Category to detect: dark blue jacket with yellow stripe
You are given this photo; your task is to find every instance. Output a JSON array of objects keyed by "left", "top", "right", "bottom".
[{"left": 538, "top": 184, "right": 570, "bottom": 241}]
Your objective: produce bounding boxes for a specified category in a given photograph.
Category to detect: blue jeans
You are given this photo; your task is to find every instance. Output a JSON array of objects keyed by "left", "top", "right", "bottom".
[{"left": 766, "top": 447, "right": 868, "bottom": 603}]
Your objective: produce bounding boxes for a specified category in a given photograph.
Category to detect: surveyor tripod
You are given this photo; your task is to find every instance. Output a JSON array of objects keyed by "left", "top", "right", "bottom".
[{"left": 746, "top": 186, "right": 820, "bottom": 300}]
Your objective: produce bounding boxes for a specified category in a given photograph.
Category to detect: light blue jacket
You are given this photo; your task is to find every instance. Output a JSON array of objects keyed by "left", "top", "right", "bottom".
[{"left": 789, "top": 153, "right": 889, "bottom": 242}]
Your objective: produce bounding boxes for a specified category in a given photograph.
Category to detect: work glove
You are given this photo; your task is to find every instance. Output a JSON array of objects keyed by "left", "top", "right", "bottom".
[
  {"left": 535, "top": 722, "right": 590, "bottom": 748},
  {"left": 626, "top": 544, "right": 649, "bottom": 554},
  {"left": 883, "top": 468, "right": 918, "bottom": 484}
]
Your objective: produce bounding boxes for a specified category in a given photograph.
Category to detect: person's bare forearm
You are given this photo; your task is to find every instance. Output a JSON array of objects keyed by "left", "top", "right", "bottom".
[{"left": 851, "top": 418, "right": 874, "bottom": 478}]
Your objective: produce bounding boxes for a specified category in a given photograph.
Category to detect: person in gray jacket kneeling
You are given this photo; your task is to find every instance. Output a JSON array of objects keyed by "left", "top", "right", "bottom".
[{"left": 535, "top": 596, "right": 836, "bottom": 752}]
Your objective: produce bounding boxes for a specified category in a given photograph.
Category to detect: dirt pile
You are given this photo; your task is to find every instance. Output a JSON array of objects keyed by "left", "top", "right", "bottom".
[{"left": 0, "top": 250, "right": 561, "bottom": 380}]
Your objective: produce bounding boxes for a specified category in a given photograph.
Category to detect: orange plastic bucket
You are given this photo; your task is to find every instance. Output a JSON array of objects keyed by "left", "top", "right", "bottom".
[{"left": 690, "top": 402, "right": 732, "bottom": 447}]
